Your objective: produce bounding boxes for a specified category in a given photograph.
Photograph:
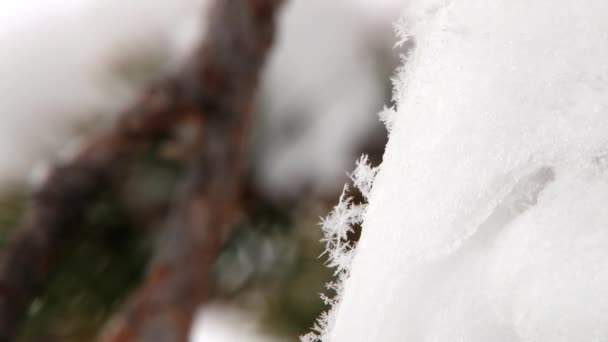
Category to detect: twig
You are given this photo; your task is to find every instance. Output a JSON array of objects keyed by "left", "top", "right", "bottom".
[
  {"left": 0, "top": 0, "right": 283, "bottom": 340},
  {"left": 101, "top": 0, "right": 284, "bottom": 340},
  {"left": 0, "top": 79, "right": 190, "bottom": 342}
]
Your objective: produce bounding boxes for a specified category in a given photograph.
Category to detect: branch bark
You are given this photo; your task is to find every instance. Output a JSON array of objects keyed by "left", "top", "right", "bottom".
[
  {"left": 101, "top": 0, "right": 283, "bottom": 340},
  {"left": 0, "top": 80, "right": 190, "bottom": 342},
  {"left": 0, "top": 0, "right": 283, "bottom": 340}
]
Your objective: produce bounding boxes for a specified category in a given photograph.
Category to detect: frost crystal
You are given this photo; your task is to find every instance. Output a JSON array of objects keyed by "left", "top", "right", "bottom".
[
  {"left": 300, "top": 156, "right": 378, "bottom": 342},
  {"left": 377, "top": 106, "right": 396, "bottom": 133},
  {"left": 392, "top": 16, "right": 412, "bottom": 48}
]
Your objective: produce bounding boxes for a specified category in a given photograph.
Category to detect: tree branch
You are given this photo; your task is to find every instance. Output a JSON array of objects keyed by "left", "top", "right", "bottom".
[
  {"left": 100, "top": 1, "right": 284, "bottom": 340},
  {"left": 0, "top": 0, "right": 283, "bottom": 340}
]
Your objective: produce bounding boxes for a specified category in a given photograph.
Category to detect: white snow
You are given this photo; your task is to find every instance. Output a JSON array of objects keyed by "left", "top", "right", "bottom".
[
  {"left": 319, "top": 1, "right": 608, "bottom": 341},
  {"left": 189, "top": 304, "right": 287, "bottom": 342}
]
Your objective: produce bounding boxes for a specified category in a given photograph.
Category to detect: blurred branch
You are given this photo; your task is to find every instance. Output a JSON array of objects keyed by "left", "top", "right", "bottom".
[
  {"left": 101, "top": 0, "right": 283, "bottom": 340},
  {"left": 0, "top": 0, "right": 283, "bottom": 341},
  {"left": 0, "top": 75, "right": 189, "bottom": 342}
]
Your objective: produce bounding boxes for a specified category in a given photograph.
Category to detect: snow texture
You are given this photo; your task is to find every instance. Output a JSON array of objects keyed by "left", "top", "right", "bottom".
[
  {"left": 190, "top": 303, "right": 287, "bottom": 342},
  {"left": 321, "top": 1, "right": 608, "bottom": 341}
]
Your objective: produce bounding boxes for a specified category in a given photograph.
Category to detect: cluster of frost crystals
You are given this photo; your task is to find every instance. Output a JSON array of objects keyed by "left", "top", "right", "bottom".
[
  {"left": 301, "top": 156, "right": 378, "bottom": 342},
  {"left": 325, "top": 1, "right": 608, "bottom": 341}
]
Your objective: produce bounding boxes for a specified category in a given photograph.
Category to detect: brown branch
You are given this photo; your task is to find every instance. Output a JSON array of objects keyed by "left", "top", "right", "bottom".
[
  {"left": 99, "top": 1, "right": 284, "bottom": 340},
  {"left": 0, "top": 79, "right": 191, "bottom": 342},
  {"left": 0, "top": 0, "right": 283, "bottom": 340}
]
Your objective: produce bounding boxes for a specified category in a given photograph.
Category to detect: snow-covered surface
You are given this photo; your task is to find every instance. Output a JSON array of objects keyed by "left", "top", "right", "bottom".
[
  {"left": 0, "top": 0, "right": 207, "bottom": 188},
  {"left": 189, "top": 304, "right": 287, "bottom": 342},
  {"left": 321, "top": 1, "right": 608, "bottom": 341}
]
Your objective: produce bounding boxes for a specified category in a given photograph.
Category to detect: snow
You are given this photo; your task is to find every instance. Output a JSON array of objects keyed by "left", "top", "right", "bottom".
[
  {"left": 190, "top": 304, "right": 287, "bottom": 342},
  {"left": 317, "top": 1, "right": 608, "bottom": 341}
]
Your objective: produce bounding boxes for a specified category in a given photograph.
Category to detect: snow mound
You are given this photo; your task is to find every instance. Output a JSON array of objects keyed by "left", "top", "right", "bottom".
[{"left": 320, "top": 1, "right": 608, "bottom": 341}]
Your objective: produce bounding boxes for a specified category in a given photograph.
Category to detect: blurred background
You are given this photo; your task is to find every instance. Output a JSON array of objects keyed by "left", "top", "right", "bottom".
[{"left": 0, "top": 0, "right": 403, "bottom": 340}]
